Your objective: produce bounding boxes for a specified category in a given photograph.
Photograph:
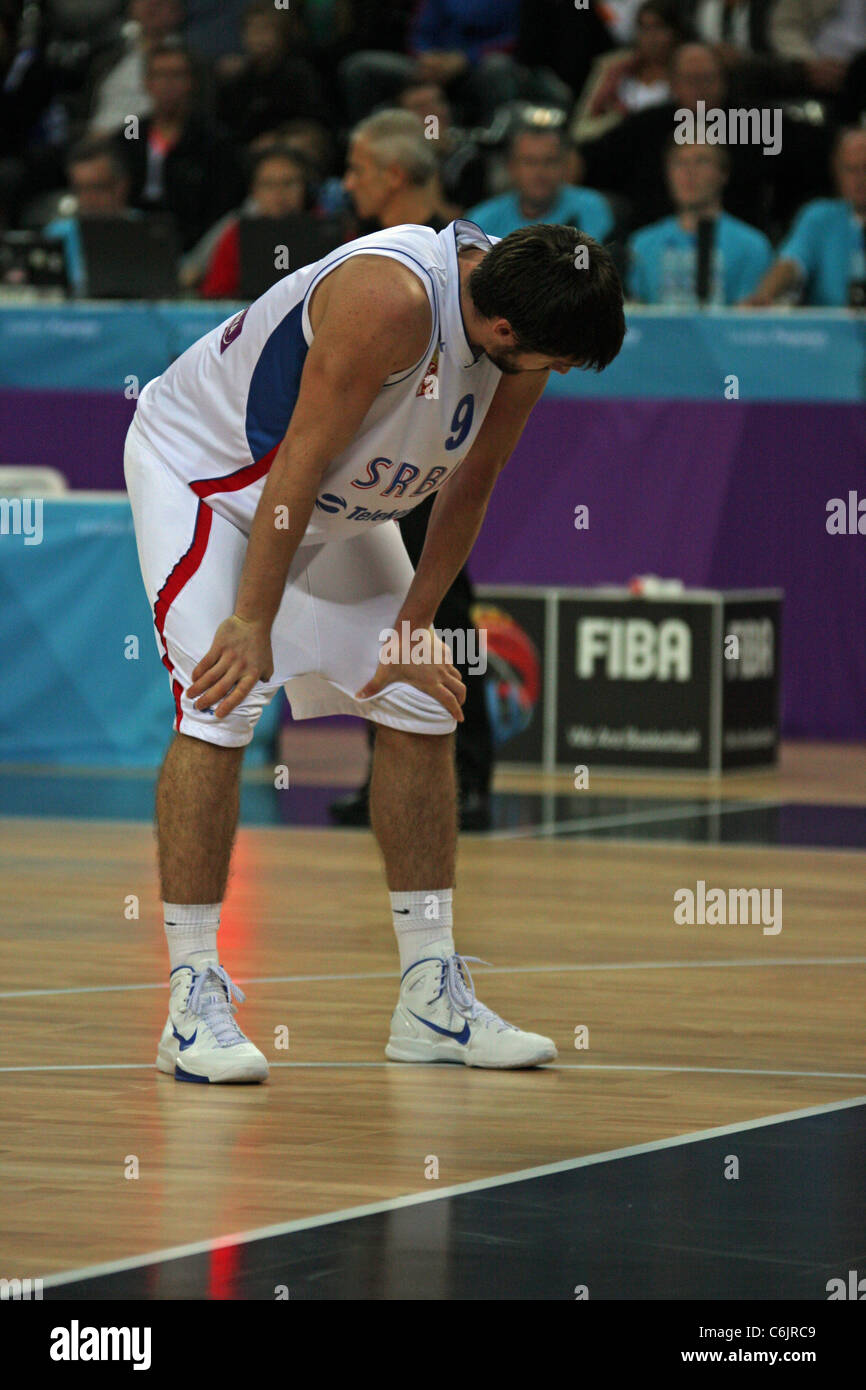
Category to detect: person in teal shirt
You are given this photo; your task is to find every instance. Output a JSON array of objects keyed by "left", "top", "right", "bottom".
[
  {"left": 627, "top": 138, "right": 773, "bottom": 305},
  {"left": 745, "top": 129, "right": 866, "bottom": 308},
  {"left": 466, "top": 124, "right": 613, "bottom": 242}
]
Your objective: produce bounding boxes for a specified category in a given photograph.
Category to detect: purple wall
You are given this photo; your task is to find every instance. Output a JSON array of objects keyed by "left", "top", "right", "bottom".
[{"left": 1, "top": 389, "right": 135, "bottom": 490}]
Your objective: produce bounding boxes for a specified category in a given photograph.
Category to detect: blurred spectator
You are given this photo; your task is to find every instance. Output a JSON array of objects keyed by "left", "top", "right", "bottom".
[
  {"left": 572, "top": 0, "right": 688, "bottom": 143},
  {"left": 266, "top": 117, "right": 338, "bottom": 177},
  {"left": 627, "top": 138, "right": 772, "bottom": 302},
  {"left": 397, "top": 79, "right": 488, "bottom": 211},
  {"left": 271, "top": 118, "right": 348, "bottom": 216},
  {"left": 0, "top": 6, "right": 57, "bottom": 228},
  {"left": 245, "top": 118, "right": 348, "bottom": 219},
  {"left": 689, "top": 0, "right": 773, "bottom": 59},
  {"left": 409, "top": 0, "right": 523, "bottom": 124},
  {"left": 214, "top": 0, "right": 331, "bottom": 143},
  {"left": 1, "top": 5, "right": 54, "bottom": 153},
  {"left": 837, "top": 46, "right": 866, "bottom": 122},
  {"left": 579, "top": 41, "right": 833, "bottom": 234},
  {"left": 466, "top": 124, "right": 614, "bottom": 241},
  {"left": 339, "top": 0, "right": 567, "bottom": 128},
  {"left": 43, "top": 137, "right": 136, "bottom": 294},
  {"left": 518, "top": 0, "right": 616, "bottom": 109},
  {"left": 111, "top": 41, "right": 245, "bottom": 250},
  {"left": 87, "top": 0, "right": 183, "bottom": 136},
  {"left": 297, "top": 0, "right": 379, "bottom": 93},
  {"left": 745, "top": 127, "right": 866, "bottom": 306},
  {"left": 343, "top": 109, "right": 446, "bottom": 228},
  {"left": 296, "top": 2, "right": 412, "bottom": 115},
  {"left": 600, "top": 0, "right": 648, "bottom": 42},
  {"left": 686, "top": 0, "right": 818, "bottom": 101},
  {"left": 770, "top": 0, "right": 864, "bottom": 95},
  {"left": 198, "top": 146, "right": 317, "bottom": 298},
  {"left": 183, "top": 0, "right": 249, "bottom": 59}
]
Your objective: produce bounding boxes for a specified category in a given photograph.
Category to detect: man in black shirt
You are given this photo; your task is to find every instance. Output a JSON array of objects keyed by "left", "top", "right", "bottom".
[{"left": 113, "top": 41, "right": 246, "bottom": 251}]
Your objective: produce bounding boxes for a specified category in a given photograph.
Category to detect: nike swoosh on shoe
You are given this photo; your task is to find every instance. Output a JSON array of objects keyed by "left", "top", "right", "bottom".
[{"left": 408, "top": 1011, "right": 470, "bottom": 1044}]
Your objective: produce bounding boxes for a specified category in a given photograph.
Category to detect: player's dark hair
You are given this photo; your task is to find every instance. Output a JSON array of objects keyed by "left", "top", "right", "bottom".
[{"left": 468, "top": 224, "right": 625, "bottom": 371}]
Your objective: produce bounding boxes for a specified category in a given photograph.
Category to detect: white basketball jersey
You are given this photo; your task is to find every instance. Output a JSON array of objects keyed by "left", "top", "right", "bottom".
[{"left": 133, "top": 219, "right": 503, "bottom": 545}]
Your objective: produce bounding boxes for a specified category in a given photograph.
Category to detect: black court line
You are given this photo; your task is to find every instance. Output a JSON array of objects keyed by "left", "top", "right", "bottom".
[
  {"left": 513, "top": 798, "right": 866, "bottom": 849},
  {"left": 2, "top": 766, "right": 866, "bottom": 851},
  {"left": 41, "top": 1100, "right": 866, "bottom": 1300}
]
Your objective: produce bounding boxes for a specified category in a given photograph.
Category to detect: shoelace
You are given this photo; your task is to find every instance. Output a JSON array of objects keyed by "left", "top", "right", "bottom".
[
  {"left": 186, "top": 964, "right": 247, "bottom": 1048},
  {"left": 440, "top": 954, "right": 517, "bottom": 1034}
]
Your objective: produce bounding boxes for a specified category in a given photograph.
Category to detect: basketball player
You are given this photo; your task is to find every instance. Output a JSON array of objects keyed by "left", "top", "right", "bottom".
[{"left": 124, "top": 218, "right": 625, "bottom": 1082}]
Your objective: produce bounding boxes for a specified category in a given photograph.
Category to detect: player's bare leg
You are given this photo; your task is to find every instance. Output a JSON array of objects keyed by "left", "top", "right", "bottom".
[
  {"left": 369, "top": 725, "right": 456, "bottom": 890},
  {"left": 156, "top": 732, "right": 243, "bottom": 903},
  {"left": 373, "top": 723, "right": 557, "bottom": 1068},
  {"left": 154, "top": 732, "right": 268, "bottom": 1083}
]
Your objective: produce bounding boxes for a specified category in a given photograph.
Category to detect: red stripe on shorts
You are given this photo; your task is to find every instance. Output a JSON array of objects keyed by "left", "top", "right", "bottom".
[
  {"left": 152, "top": 443, "right": 281, "bottom": 731},
  {"left": 153, "top": 500, "right": 214, "bottom": 730}
]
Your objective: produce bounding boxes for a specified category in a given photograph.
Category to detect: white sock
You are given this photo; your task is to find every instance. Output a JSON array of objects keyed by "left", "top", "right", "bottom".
[
  {"left": 391, "top": 889, "right": 454, "bottom": 974},
  {"left": 164, "top": 902, "right": 220, "bottom": 972}
]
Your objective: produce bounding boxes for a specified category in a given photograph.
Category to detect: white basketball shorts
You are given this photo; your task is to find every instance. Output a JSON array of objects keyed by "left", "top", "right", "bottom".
[{"left": 123, "top": 413, "right": 457, "bottom": 748}]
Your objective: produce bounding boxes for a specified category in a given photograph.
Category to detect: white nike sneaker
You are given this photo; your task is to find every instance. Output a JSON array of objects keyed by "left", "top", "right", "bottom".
[
  {"left": 156, "top": 963, "right": 269, "bottom": 1084},
  {"left": 386, "top": 952, "right": 557, "bottom": 1069}
]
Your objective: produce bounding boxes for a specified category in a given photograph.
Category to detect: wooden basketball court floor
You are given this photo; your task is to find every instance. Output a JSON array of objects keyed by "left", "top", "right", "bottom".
[{"left": 1, "top": 733, "right": 864, "bottom": 1300}]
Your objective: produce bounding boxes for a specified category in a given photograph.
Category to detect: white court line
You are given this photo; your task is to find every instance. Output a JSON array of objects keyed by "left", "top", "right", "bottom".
[
  {"left": 488, "top": 798, "right": 783, "bottom": 841},
  {"left": 1, "top": 1060, "right": 865, "bottom": 1078},
  {"left": 0, "top": 970, "right": 395, "bottom": 1000},
  {"left": 0, "top": 956, "right": 862, "bottom": 1001},
  {"left": 555, "top": 1064, "right": 866, "bottom": 1079},
  {"left": 35, "top": 1091, "right": 866, "bottom": 1290}
]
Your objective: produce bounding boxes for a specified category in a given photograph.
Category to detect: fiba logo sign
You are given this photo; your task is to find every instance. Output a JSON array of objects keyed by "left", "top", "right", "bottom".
[{"left": 576, "top": 618, "right": 692, "bottom": 681}]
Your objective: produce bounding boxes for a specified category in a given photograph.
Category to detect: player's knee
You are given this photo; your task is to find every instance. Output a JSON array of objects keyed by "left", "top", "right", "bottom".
[
  {"left": 174, "top": 729, "right": 247, "bottom": 758},
  {"left": 369, "top": 682, "right": 457, "bottom": 735},
  {"left": 175, "top": 695, "right": 263, "bottom": 748}
]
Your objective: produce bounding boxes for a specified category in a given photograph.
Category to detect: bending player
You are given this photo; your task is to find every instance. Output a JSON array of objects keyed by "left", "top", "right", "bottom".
[{"left": 124, "top": 219, "right": 625, "bottom": 1081}]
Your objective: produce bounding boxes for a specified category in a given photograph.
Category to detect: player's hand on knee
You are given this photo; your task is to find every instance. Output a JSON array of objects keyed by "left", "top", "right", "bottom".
[
  {"left": 426, "top": 633, "right": 466, "bottom": 718},
  {"left": 356, "top": 628, "right": 466, "bottom": 722},
  {"left": 186, "top": 615, "right": 274, "bottom": 719}
]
